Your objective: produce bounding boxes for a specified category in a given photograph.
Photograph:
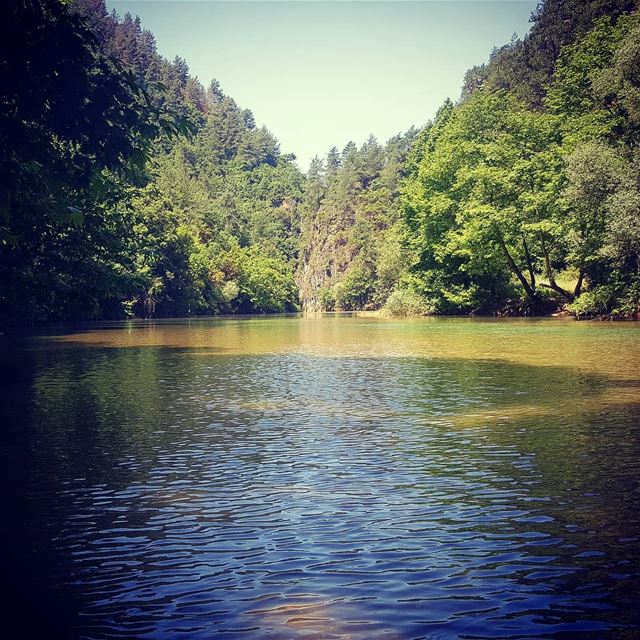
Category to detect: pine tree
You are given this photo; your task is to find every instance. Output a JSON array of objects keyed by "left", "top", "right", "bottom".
[{"left": 326, "top": 147, "right": 341, "bottom": 175}]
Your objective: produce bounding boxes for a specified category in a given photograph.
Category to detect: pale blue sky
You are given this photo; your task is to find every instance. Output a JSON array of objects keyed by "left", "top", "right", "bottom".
[{"left": 109, "top": 1, "right": 538, "bottom": 170}]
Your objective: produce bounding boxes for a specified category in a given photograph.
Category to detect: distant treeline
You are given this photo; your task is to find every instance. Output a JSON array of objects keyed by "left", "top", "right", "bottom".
[{"left": 1, "top": 0, "right": 639, "bottom": 324}]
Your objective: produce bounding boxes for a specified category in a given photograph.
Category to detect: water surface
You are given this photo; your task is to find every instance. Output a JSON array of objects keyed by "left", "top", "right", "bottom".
[{"left": 2, "top": 315, "right": 639, "bottom": 639}]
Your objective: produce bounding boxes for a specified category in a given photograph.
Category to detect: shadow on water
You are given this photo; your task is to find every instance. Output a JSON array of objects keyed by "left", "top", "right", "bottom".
[{"left": 1, "top": 330, "right": 639, "bottom": 639}]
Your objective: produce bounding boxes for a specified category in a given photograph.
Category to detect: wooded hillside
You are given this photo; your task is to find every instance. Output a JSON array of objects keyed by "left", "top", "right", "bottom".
[{"left": 1, "top": 0, "right": 638, "bottom": 322}]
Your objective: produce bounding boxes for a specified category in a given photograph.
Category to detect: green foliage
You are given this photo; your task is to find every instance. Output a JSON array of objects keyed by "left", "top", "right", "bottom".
[
  {"left": 615, "top": 282, "right": 640, "bottom": 315},
  {"left": 228, "top": 247, "right": 298, "bottom": 313},
  {"left": 3, "top": 0, "right": 640, "bottom": 323},
  {"left": 0, "top": 0, "right": 187, "bottom": 323},
  {"left": 569, "top": 285, "right": 618, "bottom": 316},
  {"left": 297, "top": 130, "right": 416, "bottom": 311},
  {"left": 292, "top": 0, "right": 640, "bottom": 318},
  {"left": 402, "top": 89, "right": 566, "bottom": 312},
  {"left": 333, "top": 263, "right": 374, "bottom": 310},
  {"left": 397, "top": 2, "right": 640, "bottom": 317},
  {"left": 0, "top": 0, "right": 304, "bottom": 324},
  {"left": 468, "top": 0, "right": 636, "bottom": 107},
  {"left": 383, "top": 289, "right": 434, "bottom": 317}
]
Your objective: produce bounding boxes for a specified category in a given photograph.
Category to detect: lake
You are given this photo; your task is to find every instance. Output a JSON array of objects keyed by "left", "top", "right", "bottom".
[{"left": 2, "top": 315, "right": 639, "bottom": 639}]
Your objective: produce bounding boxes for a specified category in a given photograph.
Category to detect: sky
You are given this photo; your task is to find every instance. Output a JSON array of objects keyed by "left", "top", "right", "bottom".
[{"left": 108, "top": 1, "right": 539, "bottom": 170}]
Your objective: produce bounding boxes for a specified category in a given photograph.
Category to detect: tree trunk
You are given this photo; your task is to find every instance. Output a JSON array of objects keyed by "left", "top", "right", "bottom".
[
  {"left": 539, "top": 232, "right": 574, "bottom": 302},
  {"left": 574, "top": 267, "right": 584, "bottom": 298},
  {"left": 498, "top": 234, "right": 537, "bottom": 300},
  {"left": 522, "top": 234, "right": 536, "bottom": 289}
]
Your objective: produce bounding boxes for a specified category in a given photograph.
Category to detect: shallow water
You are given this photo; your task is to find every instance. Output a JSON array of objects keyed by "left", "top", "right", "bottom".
[{"left": 2, "top": 315, "right": 640, "bottom": 639}]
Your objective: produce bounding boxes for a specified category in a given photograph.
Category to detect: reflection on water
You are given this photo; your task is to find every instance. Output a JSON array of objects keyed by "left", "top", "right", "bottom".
[{"left": 1, "top": 315, "right": 639, "bottom": 639}]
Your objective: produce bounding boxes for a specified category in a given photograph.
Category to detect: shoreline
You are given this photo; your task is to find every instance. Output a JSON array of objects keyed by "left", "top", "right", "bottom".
[{"left": 4, "top": 309, "right": 640, "bottom": 333}]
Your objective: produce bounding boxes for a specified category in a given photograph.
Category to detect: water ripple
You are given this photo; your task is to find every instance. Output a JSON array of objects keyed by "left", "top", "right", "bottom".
[{"left": 2, "top": 318, "right": 640, "bottom": 638}]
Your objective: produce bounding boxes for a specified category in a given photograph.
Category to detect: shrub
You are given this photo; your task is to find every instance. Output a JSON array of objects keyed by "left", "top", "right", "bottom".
[
  {"left": 333, "top": 265, "right": 374, "bottom": 310},
  {"left": 614, "top": 283, "right": 640, "bottom": 316},
  {"left": 317, "top": 286, "right": 336, "bottom": 311},
  {"left": 569, "top": 285, "right": 617, "bottom": 316},
  {"left": 383, "top": 289, "right": 434, "bottom": 317}
]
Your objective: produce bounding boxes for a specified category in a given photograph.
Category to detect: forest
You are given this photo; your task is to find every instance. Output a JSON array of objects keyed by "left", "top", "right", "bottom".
[{"left": 2, "top": 0, "right": 639, "bottom": 324}]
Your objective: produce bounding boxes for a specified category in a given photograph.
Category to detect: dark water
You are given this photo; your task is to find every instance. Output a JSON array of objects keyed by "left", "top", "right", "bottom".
[{"left": 2, "top": 315, "right": 640, "bottom": 639}]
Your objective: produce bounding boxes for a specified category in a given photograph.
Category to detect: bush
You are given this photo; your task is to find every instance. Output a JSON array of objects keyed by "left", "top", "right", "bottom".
[
  {"left": 317, "top": 286, "right": 336, "bottom": 311},
  {"left": 333, "top": 264, "right": 374, "bottom": 310},
  {"left": 614, "top": 283, "right": 640, "bottom": 316},
  {"left": 569, "top": 285, "right": 617, "bottom": 316},
  {"left": 383, "top": 288, "right": 434, "bottom": 317},
  {"left": 229, "top": 247, "right": 299, "bottom": 313},
  {"left": 221, "top": 280, "right": 240, "bottom": 305}
]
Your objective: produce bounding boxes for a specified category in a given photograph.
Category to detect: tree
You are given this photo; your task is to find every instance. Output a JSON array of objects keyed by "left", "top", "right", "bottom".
[
  {"left": 326, "top": 147, "right": 341, "bottom": 175},
  {"left": 402, "top": 91, "right": 571, "bottom": 312},
  {"left": 0, "top": 0, "right": 178, "bottom": 323}
]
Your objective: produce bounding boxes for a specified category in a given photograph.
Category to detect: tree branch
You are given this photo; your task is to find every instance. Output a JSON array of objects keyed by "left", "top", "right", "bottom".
[
  {"left": 539, "top": 231, "right": 574, "bottom": 302},
  {"left": 497, "top": 233, "right": 536, "bottom": 300}
]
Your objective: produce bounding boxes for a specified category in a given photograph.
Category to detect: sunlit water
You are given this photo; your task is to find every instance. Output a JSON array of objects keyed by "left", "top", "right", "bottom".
[{"left": 2, "top": 315, "right": 639, "bottom": 639}]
